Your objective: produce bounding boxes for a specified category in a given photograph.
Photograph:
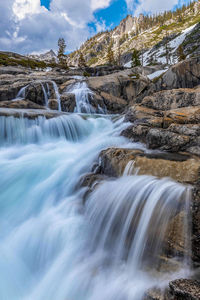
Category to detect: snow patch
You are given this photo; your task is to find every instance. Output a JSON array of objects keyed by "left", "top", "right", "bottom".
[{"left": 147, "top": 69, "right": 167, "bottom": 80}]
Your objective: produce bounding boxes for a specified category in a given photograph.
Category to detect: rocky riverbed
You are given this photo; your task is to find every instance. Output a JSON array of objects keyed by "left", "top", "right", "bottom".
[{"left": 0, "top": 56, "right": 200, "bottom": 299}]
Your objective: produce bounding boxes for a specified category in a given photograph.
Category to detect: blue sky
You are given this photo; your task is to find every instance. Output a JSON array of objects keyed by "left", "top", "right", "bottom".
[
  {"left": 0, "top": 0, "right": 196, "bottom": 54},
  {"left": 41, "top": 0, "right": 192, "bottom": 30}
]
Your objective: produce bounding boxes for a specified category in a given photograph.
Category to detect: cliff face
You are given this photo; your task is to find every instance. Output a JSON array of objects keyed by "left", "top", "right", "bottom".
[{"left": 67, "top": 1, "right": 200, "bottom": 67}]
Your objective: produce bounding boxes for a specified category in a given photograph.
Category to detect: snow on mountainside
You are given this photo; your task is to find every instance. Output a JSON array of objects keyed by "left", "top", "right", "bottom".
[
  {"left": 67, "top": 0, "right": 200, "bottom": 67},
  {"left": 142, "top": 24, "right": 198, "bottom": 66}
]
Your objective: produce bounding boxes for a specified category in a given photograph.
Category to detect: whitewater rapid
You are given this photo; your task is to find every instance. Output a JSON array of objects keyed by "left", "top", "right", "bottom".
[{"left": 0, "top": 113, "right": 191, "bottom": 300}]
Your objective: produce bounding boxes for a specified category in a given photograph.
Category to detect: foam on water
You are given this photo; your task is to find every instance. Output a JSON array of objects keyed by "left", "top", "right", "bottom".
[{"left": 0, "top": 112, "right": 191, "bottom": 300}]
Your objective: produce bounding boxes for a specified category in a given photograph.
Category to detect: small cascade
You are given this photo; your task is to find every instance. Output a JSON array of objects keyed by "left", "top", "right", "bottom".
[
  {"left": 41, "top": 83, "right": 49, "bottom": 108},
  {"left": 123, "top": 160, "right": 137, "bottom": 176},
  {"left": 0, "top": 114, "right": 127, "bottom": 146},
  {"left": 67, "top": 80, "right": 107, "bottom": 114},
  {"left": 67, "top": 81, "right": 95, "bottom": 113},
  {"left": 0, "top": 114, "right": 92, "bottom": 145},
  {"left": 13, "top": 81, "right": 62, "bottom": 111},
  {"left": 14, "top": 85, "right": 28, "bottom": 100},
  {"left": 86, "top": 175, "right": 191, "bottom": 274},
  {"left": 51, "top": 81, "right": 61, "bottom": 111}
]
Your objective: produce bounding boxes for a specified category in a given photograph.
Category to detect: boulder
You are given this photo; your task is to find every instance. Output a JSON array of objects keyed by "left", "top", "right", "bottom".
[
  {"left": 98, "top": 148, "right": 200, "bottom": 184},
  {"left": 0, "top": 81, "right": 30, "bottom": 101},
  {"left": 141, "top": 87, "right": 200, "bottom": 111},
  {"left": 0, "top": 99, "right": 44, "bottom": 109},
  {"left": 48, "top": 99, "right": 59, "bottom": 110},
  {"left": 146, "top": 128, "right": 190, "bottom": 151},
  {"left": 92, "top": 91, "right": 127, "bottom": 113},
  {"left": 156, "top": 57, "right": 200, "bottom": 90},
  {"left": 60, "top": 93, "right": 76, "bottom": 112},
  {"left": 169, "top": 279, "right": 200, "bottom": 299},
  {"left": 88, "top": 70, "right": 150, "bottom": 104},
  {"left": 123, "top": 105, "right": 200, "bottom": 154}
]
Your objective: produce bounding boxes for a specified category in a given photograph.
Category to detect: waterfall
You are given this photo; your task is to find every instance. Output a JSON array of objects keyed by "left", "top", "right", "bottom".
[
  {"left": 67, "top": 81, "right": 95, "bottom": 113},
  {"left": 14, "top": 85, "right": 28, "bottom": 100},
  {"left": 0, "top": 110, "right": 191, "bottom": 300},
  {"left": 0, "top": 114, "right": 126, "bottom": 145},
  {"left": 86, "top": 176, "right": 191, "bottom": 271},
  {"left": 67, "top": 80, "right": 106, "bottom": 114},
  {"left": 41, "top": 83, "right": 49, "bottom": 108},
  {"left": 51, "top": 81, "right": 61, "bottom": 111},
  {"left": 13, "top": 81, "right": 61, "bottom": 111}
]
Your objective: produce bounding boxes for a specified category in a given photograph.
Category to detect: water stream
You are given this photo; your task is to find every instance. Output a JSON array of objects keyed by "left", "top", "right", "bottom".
[
  {"left": 13, "top": 81, "right": 61, "bottom": 111},
  {"left": 0, "top": 84, "right": 191, "bottom": 299}
]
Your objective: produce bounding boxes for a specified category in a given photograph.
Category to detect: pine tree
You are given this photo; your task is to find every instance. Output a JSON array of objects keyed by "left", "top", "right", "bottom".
[
  {"left": 78, "top": 53, "right": 87, "bottom": 67},
  {"left": 117, "top": 43, "right": 121, "bottom": 66},
  {"left": 107, "top": 42, "right": 115, "bottom": 65},
  {"left": 177, "top": 45, "right": 186, "bottom": 62},
  {"left": 57, "top": 38, "right": 67, "bottom": 67},
  {"left": 132, "top": 49, "right": 141, "bottom": 67}
]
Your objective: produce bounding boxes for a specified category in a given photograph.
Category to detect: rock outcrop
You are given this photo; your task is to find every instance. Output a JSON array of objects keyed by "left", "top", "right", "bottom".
[
  {"left": 169, "top": 279, "right": 200, "bottom": 299},
  {"left": 156, "top": 57, "right": 200, "bottom": 90}
]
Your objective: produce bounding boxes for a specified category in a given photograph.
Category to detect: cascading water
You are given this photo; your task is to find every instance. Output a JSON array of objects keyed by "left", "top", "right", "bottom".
[
  {"left": 14, "top": 85, "right": 28, "bottom": 100},
  {"left": 51, "top": 81, "right": 61, "bottom": 111},
  {"left": 67, "top": 80, "right": 106, "bottom": 114},
  {"left": 12, "top": 81, "right": 61, "bottom": 111},
  {"left": 0, "top": 109, "right": 191, "bottom": 300},
  {"left": 41, "top": 83, "right": 49, "bottom": 108}
]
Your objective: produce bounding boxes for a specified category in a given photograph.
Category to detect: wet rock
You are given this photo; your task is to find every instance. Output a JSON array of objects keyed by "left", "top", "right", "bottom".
[
  {"left": 60, "top": 93, "right": 76, "bottom": 112},
  {"left": 0, "top": 99, "right": 44, "bottom": 109},
  {"left": 24, "top": 82, "right": 48, "bottom": 106},
  {"left": 165, "top": 211, "right": 188, "bottom": 257},
  {"left": 88, "top": 70, "right": 150, "bottom": 104},
  {"left": 48, "top": 99, "right": 59, "bottom": 110},
  {"left": 166, "top": 107, "right": 200, "bottom": 124},
  {"left": 0, "top": 108, "right": 65, "bottom": 119},
  {"left": 98, "top": 148, "right": 200, "bottom": 184},
  {"left": 123, "top": 105, "right": 200, "bottom": 154},
  {"left": 192, "top": 185, "right": 200, "bottom": 265},
  {"left": 0, "top": 81, "right": 30, "bottom": 101},
  {"left": 146, "top": 129, "right": 190, "bottom": 152},
  {"left": 0, "top": 66, "right": 29, "bottom": 75},
  {"left": 169, "top": 279, "right": 200, "bottom": 299},
  {"left": 141, "top": 87, "right": 200, "bottom": 111},
  {"left": 145, "top": 288, "right": 171, "bottom": 300},
  {"left": 92, "top": 91, "right": 127, "bottom": 113},
  {"left": 80, "top": 173, "right": 109, "bottom": 202}
]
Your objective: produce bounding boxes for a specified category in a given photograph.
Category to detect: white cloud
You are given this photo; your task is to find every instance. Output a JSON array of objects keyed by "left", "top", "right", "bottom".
[
  {"left": 91, "top": 0, "right": 112, "bottom": 11},
  {"left": 126, "top": 0, "right": 180, "bottom": 15},
  {"left": 0, "top": 0, "right": 109, "bottom": 54},
  {"left": 13, "top": 0, "right": 46, "bottom": 20}
]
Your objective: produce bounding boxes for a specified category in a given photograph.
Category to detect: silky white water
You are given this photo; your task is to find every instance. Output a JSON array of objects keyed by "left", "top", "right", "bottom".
[
  {"left": 13, "top": 81, "right": 61, "bottom": 111},
  {"left": 0, "top": 112, "right": 191, "bottom": 300},
  {"left": 67, "top": 81, "right": 106, "bottom": 114}
]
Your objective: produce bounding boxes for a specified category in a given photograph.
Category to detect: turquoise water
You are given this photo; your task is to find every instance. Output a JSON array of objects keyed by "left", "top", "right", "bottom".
[{"left": 0, "top": 113, "right": 190, "bottom": 300}]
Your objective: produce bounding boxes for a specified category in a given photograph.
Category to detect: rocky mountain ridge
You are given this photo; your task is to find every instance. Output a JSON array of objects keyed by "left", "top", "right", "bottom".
[
  {"left": 28, "top": 50, "right": 57, "bottom": 63},
  {"left": 67, "top": 1, "right": 200, "bottom": 67}
]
